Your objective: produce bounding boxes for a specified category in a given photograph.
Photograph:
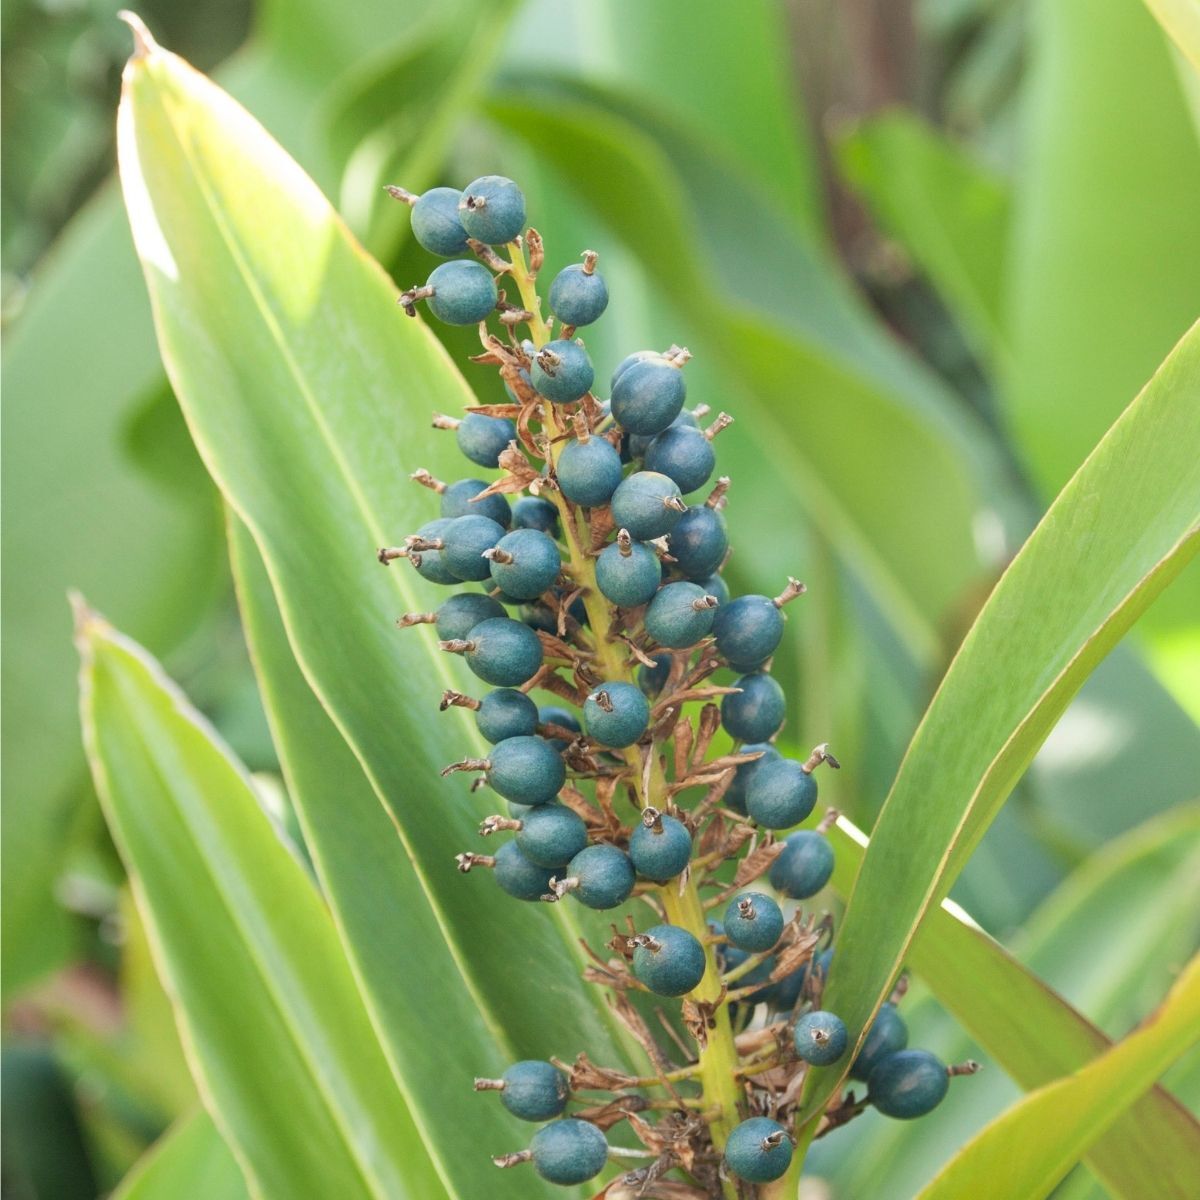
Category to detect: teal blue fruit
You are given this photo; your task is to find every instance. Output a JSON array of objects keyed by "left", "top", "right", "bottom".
[
  {"left": 637, "top": 652, "right": 673, "bottom": 698},
  {"left": 439, "top": 478, "right": 511, "bottom": 527},
  {"left": 793, "top": 1010, "right": 848, "bottom": 1066},
  {"left": 583, "top": 681, "right": 650, "bottom": 748},
  {"left": 723, "top": 1117, "right": 793, "bottom": 1184},
  {"left": 549, "top": 261, "right": 609, "bottom": 327},
  {"left": 496, "top": 1060, "right": 569, "bottom": 1122},
  {"left": 538, "top": 705, "right": 581, "bottom": 751},
  {"left": 595, "top": 538, "right": 662, "bottom": 607},
  {"left": 631, "top": 924, "right": 706, "bottom": 996},
  {"left": 516, "top": 803, "right": 589, "bottom": 868},
  {"left": 459, "top": 617, "right": 543, "bottom": 687},
  {"left": 723, "top": 892, "right": 784, "bottom": 953},
  {"left": 712, "top": 594, "right": 784, "bottom": 671},
  {"left": 644, "top": 581, "right": 718, "bottom": 648},
  {"left": 487, "top": 736, "right": 565, "bottom": 805},
  {"left": 628, "top": 811, "right": 692, "bottom": 882},
  {"left": 610, "top": 354, "right": 686, "bottom": 435},
  {"left": 643, "top": 423, "right": 714, "bottom": 494},
  {"left": 486, "top": 529, "right": 562, "bottom": 600},
  {"left": 667, "top": 506, "right": 728, "bottom": 580},
  {"left": 425, "top": 260, "right": 498, "bottom": 325},
  {"left": 563, "top": 844, "right": 635, "bottom": 909},
  {"left": 724, "top": 743, "right": 781, "bottom": 816},
  {"left": 409, "top": 518, "right": 457, "bottom": 584},
  {"left": 456, "top": 412, "right": 516, "bottom": 469},
  {"left": 610, "top": 471, "right": 685, "bottom": 540},
  {"left": 745, "top": 758, "right": 817, "bottom": 829},
  {"left": 850, "top": 1002, "right": 909, "bottom": 1082},
  {"left": 474, "top": 688, "right": 539, "bottom": 743},
  {"left": 442, "top": 514, "right": 506, "bottom": 582},
  {"left": 531, "top": 339, "right": 595, "bottom": 404},
  {"left": 512, "top": 495, "right": 559, "bottom": 535},
  {"left": 721, "top": 671, "right": 786, "bottom": 742},
  {"left": 410, "top": 186, "right": 469, "bottom": 256},
  {"left": 529, "top": 1119, "right": 608, "bottom": 1185},
  {"left": 433, "top": 593, "right": 506, "bottom": 641},
  {"left": 767, "top": 830, "right": 834, "bottom": 899},
  {"left": 458, "top": 175, "right": 526, "bottom": 244},
  {"left": 492, "top": 840, "right": 554, "bottom": 901},
  {"left": 557, "top": 436, "right": 623, "bottom": 506},
  {"left": 868, "top": 1049, "right": 948, "bottom": 1119}
]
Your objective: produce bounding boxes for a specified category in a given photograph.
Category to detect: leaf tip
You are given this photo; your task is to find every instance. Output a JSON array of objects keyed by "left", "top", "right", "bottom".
[
  {"left": 117, "top": 10, "right": 159, "bottom": 61},
  {"left": 70, "top": 590, "right": 109, "bottom": 652}
]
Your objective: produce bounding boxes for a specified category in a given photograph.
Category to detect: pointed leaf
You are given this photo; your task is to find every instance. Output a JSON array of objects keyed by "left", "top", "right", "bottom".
[
  {"left": 916, "top": 954, "right": 1200, "bottom": 1200},
  {"left": 78, "top": 608, "right": 441, "bottom": 1200},
  {"left": 111, "top": 1112, "right": 247, "bottom": 1200},
  {"left": 116, "top": 34, "right": 626, "bottom": 1062},
  {"left": 803, "top": 322, "right": 1200, "bottom": 1133},
  {"left": 829, "top": 815, "right": 1200, "bottom": 1200}
]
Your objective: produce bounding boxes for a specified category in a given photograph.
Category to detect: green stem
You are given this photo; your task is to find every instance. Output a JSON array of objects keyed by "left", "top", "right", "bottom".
[{"left": 506, "top": 242, "right": 743, "bottom": 1194}]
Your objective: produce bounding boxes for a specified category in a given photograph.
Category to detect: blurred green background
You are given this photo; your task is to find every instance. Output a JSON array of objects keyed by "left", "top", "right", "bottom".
[{"left": 3, "top": 0, "right": 1198, "bottom": 1195}]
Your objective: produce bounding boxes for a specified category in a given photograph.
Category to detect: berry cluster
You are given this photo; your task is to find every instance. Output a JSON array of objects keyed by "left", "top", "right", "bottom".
[{"left": 383, "top": 176, "right": 976, "bottom": 1196}]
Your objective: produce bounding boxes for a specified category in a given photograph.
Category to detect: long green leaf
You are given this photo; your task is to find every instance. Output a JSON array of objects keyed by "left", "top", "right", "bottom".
[
  {"left": 116, "top": 33, "right": 626, "bottom": 1063},
  {"left": 111, "top": 1112, "right": 247, "bottom": 1200},
  {"left": 77, "top": 606, "right": 441, "bottom": 1199},
  {"left": 828, "top": 816, "right": 1200, "bottom": 1200},
  {"left": 227, "top": 512, "right": 588, "bottom": 1199},
  {"left": 917, "top": 953, "right": 1200, "bottom": 1200},
  {"left": 1142, "top": 0, "right": 1200, "bottom": 67},
  {"left": 805, "top": 322, "right": 1200, "bottom": 1132}
]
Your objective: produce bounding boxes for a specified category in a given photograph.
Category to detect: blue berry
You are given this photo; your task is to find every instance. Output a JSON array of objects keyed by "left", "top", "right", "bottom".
[
  {"left": 610, "top": 354, "right": 686, "bottom": 435},
  {"left": 724, "top": 1117, "right": 793, "bottom": 1184},
  {"left": 563, "top": 844, "right": 635, "bottom": 909},
  {"left": 433, "top": 593, "right": 506, "bottom": 641},
  {"left": 486, "top": 528, "right": 561, "bottom": 600},
  {"left": 595, "top": 538, "right": 662, "bottom": 607},
  {"left": 556, "top": 436, "right": 623, "bottom": 506},
  {"left": 440, "top": 478, "right": 511, "bottom": 527},
  {"left": 645, "top": 581, "right": 718, "bottom": 648},
  {"left": 611, "top": 350, "right": 657, "bottom": 389},
  {"left": 496, "top": 1060, "right": 569, "bottom": 1121},
  {"left": 516, "top": 803, "right": 589, "bottom": 868},
  {"left": 487, "top": 736, "right": 565, "bottom": 805},
  {"left": 768, "top": 830, "right": 834, "bottom": 900},
  {"left": 700, "top": 572, "right": 731, "bottom": 606},
  {"left": 409, "top": 518, "right": 458, "bottom": 584},
  {"left": 773, "top": 946, "right": 834, "bottom": 1013},
  {"left": 475, "top": 688, "right": 539, "bottom": 743},
  {"left": 850, "top": 1002, "right": 909, "bottom": 1081},
  {"left": 722, "top": 943, "right": 778, "bottom": 1005},
  {"left": 425, "top": 260, "right": 498, "bottom": 325},
  {"left": 529, "top": 1118, "right": 608, "bottom": 1186},
  {"left": 628, "top": 811, "right": 692, "bottom": 882},
  {"left": 724, "top": 743, "right": 781, "bottom": 815},
  {"left": 610, "top": 471, "right": 685, "bottom": 540},
  {"left": 746, "top": 758, "right": 817, "bottom": 830},
  {"left": 458, "top": 175, "right": 526, "bottom": 245},
  {"left": 643, "top": 424, "right": 714, "bottom": 494},
  {"left": 793, "top": 1010, "right": 848, "bottom": 1066},
  {"left": 442, "top": 514, "right": 506, "bottom": 582},
  {"left": 583, "top": 681, "right": 650, "bottom": 749},
  {"left": 549, "top": 260, "right": 609, "bottom": 327},
  {"left": 627, "top": 408, "right": 699, "bottom": 459},
  {"left": 723, "top": 892, "right": 784, "bottom": 953},
  {"left": 722, "top": 671, "right": 786, "bottom": 742},
  {"left": 460, "top": 617, "right": 543, "bottom": 687},
  {"left": 409, "top": 187, "right": 470, "bottom": 256},
  {"left": 631, "top": 924, "right": 706, "bottom": 996},
  {"left": 456, "top": 412, "right": 516, "bottom": 469},
  {"left": 868, "top": 1049, "right": 948, "bottom": 1119},
  {"left": 637, "top": 652, "right": 672, "bottom": 697},
  {"left": 493, "top": 840, "right": 554, "bottom": 901},
  {"left": 511, "top": 495, "right": 559, "bottom": 535},
  {"left": 531, "top": 339, "right": 595, "bottom": 404},
  {"left": 712, "top": 594, "right": 784, "bottom": 671},
  {"left": 538, "top": 705, "right": 581, "bottom": 751},
  {"left": 667, "top": 506, "right": 728, "bottom": 580}
]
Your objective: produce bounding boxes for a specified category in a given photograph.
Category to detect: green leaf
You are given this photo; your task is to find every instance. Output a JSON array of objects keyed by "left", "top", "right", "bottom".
[
  {"left": 111, "top": 1112, "right": 247, "bottom": 1200},
  {"left": 226, "top": 513, "right": 589, "bottom": 1199},
  {"left": 1005, "top": 0, "right": 1200, "bottom": 701},
  {"left": 916, "top": 953, "right": 1200, "bottom": 1200},
  {"left": 835, "top": 108, "right": 1011, "bottom": 360},
  {"left": 116, "top": 34, "right": 627, "bottom": 1063},
  {"left": 805, "top": 322, "right": 1200, "bottom": 1134},
  {"left": 1140, "top": 1, "right": 1200, "bottom": 83},
  {"left": 77, "top": 607, "right": 442, "bottom": 1200},
  {"left": 828, "top": 814, "right": 1200, "bottom": 1200}
]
